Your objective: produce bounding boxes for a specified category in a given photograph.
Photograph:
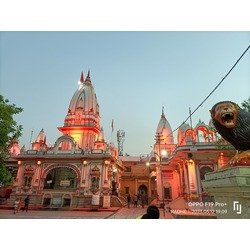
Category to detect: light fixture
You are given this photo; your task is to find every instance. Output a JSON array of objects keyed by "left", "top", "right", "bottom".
[{"left": 161, "top": 149, "right": 167, "bottom": 157}]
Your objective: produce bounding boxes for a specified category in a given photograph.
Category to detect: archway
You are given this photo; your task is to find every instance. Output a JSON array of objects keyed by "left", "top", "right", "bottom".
[
  {"left": 163, "top": 182, "right": 172, "bottom": 200},
  {"left": 62, "top": 194, "right": 72, "bottom": 207},
  {"left": 200, "top": 166, "right": 213, "bottom": 181},
  {"left": 138, "top": 184, "right": 148, "bottom": 205},
  {"left": 44, "top": 167, "right": 77, "bottom": 190},
  {"left": 138, "top": 184, "right": 148, "bottom": 195},
  {"left": 42, "top": 193, "right": 52, "bottom": 207}
]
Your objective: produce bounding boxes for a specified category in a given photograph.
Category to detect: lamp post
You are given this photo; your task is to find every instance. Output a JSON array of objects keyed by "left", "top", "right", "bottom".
[{"left": 155, "top": 132, "right": 167, "bottom": 217}]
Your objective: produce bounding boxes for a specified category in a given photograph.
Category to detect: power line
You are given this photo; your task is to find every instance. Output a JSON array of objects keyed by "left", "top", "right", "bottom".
[{"left": 168, "top": 44, "right": 250, "bottom": 137}]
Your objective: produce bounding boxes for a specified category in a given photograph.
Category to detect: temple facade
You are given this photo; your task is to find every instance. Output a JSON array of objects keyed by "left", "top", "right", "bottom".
[
  {"left": 119, "top": 108, "right": 236, "bottom": 204},
  {"left": 6, "top": 71, "right": 236, "bottom": 209},
  {"left": 9, "top": 71, "right": 124, "bottom": 208}
]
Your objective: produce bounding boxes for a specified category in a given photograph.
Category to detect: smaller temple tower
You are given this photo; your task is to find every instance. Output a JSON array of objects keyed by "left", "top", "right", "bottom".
[
  {"left": 154, "top": 107, "right": 175, "bottom": 157},
  {"left": 32, "top": 129, "right": 47, "bottom": 151}
]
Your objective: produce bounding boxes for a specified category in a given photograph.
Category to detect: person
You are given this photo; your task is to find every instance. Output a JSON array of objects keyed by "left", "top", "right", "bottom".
[
  {"left": 141, "top": 193, "right": 146, "bottom": 208},
  {"left": 141, "top": 205, "right": 160, "bottom": 219},
  {"left": 133, "top": 194, "right": 138, "bottom": 208},
  {"left": 24, "top": 195, "right": 30, "bottom": 212},
  {"left": 18, "top": 197, "right": 22, "bottom": 211},
  {"left": 145, "top": 194, "right": 148, "bottom": 205},
  {"left": 127, "top": 193, "right": 131, "bottom": 208},
  {"left": 13, "top": 198, "right": 20, "bottom": 214}
]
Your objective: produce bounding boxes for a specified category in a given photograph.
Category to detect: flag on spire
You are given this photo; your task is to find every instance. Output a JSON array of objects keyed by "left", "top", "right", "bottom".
[
  {"left": 189, "top": 107, "right": 193, "bottom": 129},
  {"left": 80, "top": 71, "right": 84, "bottom": 83}
]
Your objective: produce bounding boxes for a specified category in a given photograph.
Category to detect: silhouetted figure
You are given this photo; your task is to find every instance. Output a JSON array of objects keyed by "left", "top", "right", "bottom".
[
  {"left": 13, "top": 198, "right": 20, "bottom": 214},
  {"left": 141, "top": 205, "right": 160, "bottom": 219},
  {"left": 133, "top": 194, "right": 138, "bottom": 207},
  {"left": 141, "top": 193, "right": 146, "bottom": 208},
  {"left": 127, "top": 193, "right": 131, "bottom": 208},
  {"left": 24, "top": 195, "right": 30, "bottom": 212}
]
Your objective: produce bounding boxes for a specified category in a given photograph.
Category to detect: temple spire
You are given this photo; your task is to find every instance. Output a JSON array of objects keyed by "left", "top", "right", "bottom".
[
  {"left": 85, "top": 70, "right": 91, "bottom": 84},
  {"left": 161, "top": 106, "right": 165, "bottom": 118},
  {"left": 80, "top": 71, "right": 84, "bottom": 83}
]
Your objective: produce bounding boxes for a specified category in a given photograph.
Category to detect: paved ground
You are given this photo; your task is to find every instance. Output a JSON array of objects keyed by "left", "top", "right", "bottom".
[
  {"left": 0, "top": 206, "right": 174, "bottom": 219},
  {"left": 108, "top": 206, "right": 174, "bottom": 219}
]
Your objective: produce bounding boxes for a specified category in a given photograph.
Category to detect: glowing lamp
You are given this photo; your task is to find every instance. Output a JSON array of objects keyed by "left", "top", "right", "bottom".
[
  {"left": 83, "top": 160, "right": 87, "bottom": 165},
  {"left": 37, "top": 160, "right": 41, "bottom": 165},
  {"left": 146, "top": 162, "right": 150, "bottom": 167},
  {"left": 161, "top": 149, "right": 167, "bottom": 157},
  {"left": 18, "top": 161, "right": 22, "bottom": 165}
]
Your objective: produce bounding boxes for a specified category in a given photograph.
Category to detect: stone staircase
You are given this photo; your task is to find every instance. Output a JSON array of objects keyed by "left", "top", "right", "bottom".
[{"left": 110, "top": 195, "right": 126, "bottom": 207}]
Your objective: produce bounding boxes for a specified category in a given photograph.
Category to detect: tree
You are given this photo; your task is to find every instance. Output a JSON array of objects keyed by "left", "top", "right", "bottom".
[
  {"left": 0, "top": 95, "right": 23, "bottom": 186},
  {"left": 241, "top": 97, "right": 250, "bottom": 112}
]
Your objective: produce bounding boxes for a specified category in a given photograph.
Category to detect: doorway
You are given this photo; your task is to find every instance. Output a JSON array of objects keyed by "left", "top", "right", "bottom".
[{"left": 138, "top": 184, "right": 148, "bottom": 195}]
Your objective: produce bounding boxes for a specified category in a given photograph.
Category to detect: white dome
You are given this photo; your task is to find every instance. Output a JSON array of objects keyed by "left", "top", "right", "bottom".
[
  {"left": 195, "top": 119, "right": 207, "bottom": 129},
  {"left": 67, "top": 71, "right": 99, "bottom": 118},
  {"left": 178, "top": 122, "right": 192, "bottom": 132},
  {"left": 156, "top": 108, "right": 174, "bottom": 145},
  {"left": 58, "top": 71, "right": 101, "bottom": 150},
  {"left": 64, "top": 71, "right": 100, "bottom": 128}
]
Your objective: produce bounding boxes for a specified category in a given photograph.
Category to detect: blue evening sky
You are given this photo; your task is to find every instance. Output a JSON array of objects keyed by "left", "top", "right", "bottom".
[{"left": 0, "top": 32, "right": 249, "bottom": 155}]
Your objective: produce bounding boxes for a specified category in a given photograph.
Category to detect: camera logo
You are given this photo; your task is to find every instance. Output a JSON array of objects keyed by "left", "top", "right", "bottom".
[{"left": 233, "top": 201, "right": 242, "bottom": 214}]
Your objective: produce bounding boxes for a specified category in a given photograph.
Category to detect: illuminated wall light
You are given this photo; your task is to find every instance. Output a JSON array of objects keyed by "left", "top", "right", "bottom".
[
  {"left": 37, "top": 160, "right": 41, "bottom": 165},
  {"left": 83, "top": 160, "right": 87, "bottom": 165},
  {"left": 18, "top": 161, "right": 22, "bottom": 165},
  {"left": 161, "top": 149, "right": 167, "bottom": 157}
]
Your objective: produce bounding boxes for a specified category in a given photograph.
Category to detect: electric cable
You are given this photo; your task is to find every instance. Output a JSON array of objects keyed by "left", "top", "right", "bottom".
[{"left": 167, "top": 44, "right": 250, "bottom": 138}]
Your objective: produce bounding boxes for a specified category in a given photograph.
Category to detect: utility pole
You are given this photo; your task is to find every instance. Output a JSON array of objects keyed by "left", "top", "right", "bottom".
[{"left": 155, "top": 132, "right": 166, "bottom": 217}]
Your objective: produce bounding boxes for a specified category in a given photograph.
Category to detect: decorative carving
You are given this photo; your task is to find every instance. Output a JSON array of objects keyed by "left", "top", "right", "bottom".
[
  {"left": 90, "top": 166, "right": 100, "bottom": 193},
  {"left": 210, "top": 101, "right": 250, "bottom": 167}
]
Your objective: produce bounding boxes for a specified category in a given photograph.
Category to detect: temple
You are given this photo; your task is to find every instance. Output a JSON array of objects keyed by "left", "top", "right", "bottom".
[
  {"left": 7, "top": 71, "right": 236, "bottom": 208},
  {"left": 8, "top": 71, "right": 123, "bottom": 207}
]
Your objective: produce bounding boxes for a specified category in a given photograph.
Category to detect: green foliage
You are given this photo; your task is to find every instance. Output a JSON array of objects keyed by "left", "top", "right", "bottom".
[
  {"left": 0, "top": 163, "right": 13, "bottom": 186},
  {"left": 0, "top": 95, "right": 23, "bottom": 185},
  {"left": 241, "top": 97, "right": 250, "bottom": 112}
]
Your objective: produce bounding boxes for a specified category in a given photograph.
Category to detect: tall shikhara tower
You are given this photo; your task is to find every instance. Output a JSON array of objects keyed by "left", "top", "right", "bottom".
[{"left": 58, "top": 71, "right": 101, "bottom": 150}]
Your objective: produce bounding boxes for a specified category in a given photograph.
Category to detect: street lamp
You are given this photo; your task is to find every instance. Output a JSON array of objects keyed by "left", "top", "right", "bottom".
[{"left": 155, "top": 132, "right": 168, "bottom": 217}]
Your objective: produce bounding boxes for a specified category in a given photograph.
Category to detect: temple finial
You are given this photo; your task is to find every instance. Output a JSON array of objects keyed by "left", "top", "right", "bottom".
[
  {"left": 85, "top": 69, "right": 91, "bottom": 83},
  {"left": 80, "top": 71, "right": 84, "bottom": 83},
  {"left": 161, "top": 106, "right": 165, "bottom": 118}
]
